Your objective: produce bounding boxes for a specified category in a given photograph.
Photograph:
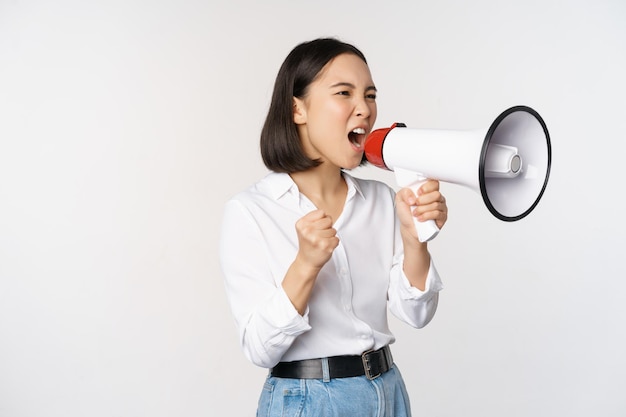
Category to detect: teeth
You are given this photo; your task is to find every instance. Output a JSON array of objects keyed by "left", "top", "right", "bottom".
[{"left": 352, "top": 128, "right": 366, "bottom": 134}]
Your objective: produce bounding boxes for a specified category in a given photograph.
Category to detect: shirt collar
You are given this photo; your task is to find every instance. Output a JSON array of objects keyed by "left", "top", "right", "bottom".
[
  {"left": 342, "top": 171, "right": 365, "bottom": 200},
  {"left": 264, "top": 171, "right": 365, "bottom": 201},
  {"left": 264, "top": 172, "right": 296, "bottom": 201}
]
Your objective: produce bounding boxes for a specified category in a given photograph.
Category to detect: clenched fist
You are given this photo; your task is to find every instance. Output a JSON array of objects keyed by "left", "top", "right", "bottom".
[{"left": 294, "top": 209, "right": 340, "bottom": 270}]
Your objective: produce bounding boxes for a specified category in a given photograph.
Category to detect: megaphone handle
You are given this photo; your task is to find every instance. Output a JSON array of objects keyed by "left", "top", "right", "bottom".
[
  {"left": 393, "top": 168, "right": 440, "bottom": 243},
  {"left": 413, "top": 217, "right": 439, "bottom": 243},
  {"left": 409, "top": 187, "right": 440, "bottom": 243}
]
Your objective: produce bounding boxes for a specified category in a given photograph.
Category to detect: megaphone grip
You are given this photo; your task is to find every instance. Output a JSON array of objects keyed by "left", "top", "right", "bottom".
[
  {"left": 413, "top": 215, "right": 440, "bottom": 243},
  {"left": 393, "top": 168, "right": 440, "bottom": 242}
]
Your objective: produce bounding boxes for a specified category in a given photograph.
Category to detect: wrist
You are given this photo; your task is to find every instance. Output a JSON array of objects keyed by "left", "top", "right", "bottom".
[
  {"left": 400, "top": 227, "right": 427, "bottom": 251},
  {"left": 291, "top": 255, "right": 323, "bottom": 281}
]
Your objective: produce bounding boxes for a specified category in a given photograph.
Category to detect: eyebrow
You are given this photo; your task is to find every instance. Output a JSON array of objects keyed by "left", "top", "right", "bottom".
[{"left": 330, "top": 82, "right": 378, "bottom": 92}]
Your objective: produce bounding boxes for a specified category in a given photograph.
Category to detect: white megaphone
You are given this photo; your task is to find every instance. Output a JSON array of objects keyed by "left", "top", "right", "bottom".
[{"left": 364, "top": 105, "right": 551, "bottom": 242}]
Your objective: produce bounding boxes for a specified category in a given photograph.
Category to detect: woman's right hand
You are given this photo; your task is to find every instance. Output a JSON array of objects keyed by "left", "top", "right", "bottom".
[
  {"left": 281, "top": 210, "right": 339, "bottom": 315},
  {"left": 294, "top": 209, "right": 339, "bottom": 270}
]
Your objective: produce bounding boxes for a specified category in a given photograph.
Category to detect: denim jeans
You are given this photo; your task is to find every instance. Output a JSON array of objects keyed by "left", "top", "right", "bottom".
[{"left": 256, "top": 364, "right": 412, "bottom": 417}]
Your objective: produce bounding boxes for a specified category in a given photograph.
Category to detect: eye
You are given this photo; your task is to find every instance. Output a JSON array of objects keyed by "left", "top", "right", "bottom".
[
  {"left": 336, "top": 90, "right": 351, "bottom": 96},
  {"left": 366, "top": 93, "right": 377, "bottom": 100}
]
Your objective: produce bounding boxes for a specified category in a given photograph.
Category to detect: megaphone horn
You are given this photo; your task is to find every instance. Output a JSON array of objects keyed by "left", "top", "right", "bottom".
[{"left": 364, "top": 105, "right": 552, "bottom": 242}]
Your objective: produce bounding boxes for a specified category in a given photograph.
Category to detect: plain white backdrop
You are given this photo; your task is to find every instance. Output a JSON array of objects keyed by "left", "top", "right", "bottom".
[{"left": 1, "top": 1, "right": 625, "bottom": 416}]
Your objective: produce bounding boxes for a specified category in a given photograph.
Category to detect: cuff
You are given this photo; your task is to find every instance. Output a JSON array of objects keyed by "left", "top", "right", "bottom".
[{"left": 263, "top": 286, "right": 312, "bottom": 336}]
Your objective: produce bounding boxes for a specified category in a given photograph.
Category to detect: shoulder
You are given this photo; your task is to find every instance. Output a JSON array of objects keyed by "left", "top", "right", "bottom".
[{"left": 227, "top": 172, "right": 291, "bottom": 204}]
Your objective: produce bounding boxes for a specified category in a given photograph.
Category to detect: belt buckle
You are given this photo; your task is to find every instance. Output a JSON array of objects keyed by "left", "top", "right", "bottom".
[{"left": 361, "top": 349, "right": 381, "bottom": 380}]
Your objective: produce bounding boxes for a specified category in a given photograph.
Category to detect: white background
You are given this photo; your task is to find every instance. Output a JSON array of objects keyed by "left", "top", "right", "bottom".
[{"left": 1, "top": 1, "right": 625, "bottom": 416}]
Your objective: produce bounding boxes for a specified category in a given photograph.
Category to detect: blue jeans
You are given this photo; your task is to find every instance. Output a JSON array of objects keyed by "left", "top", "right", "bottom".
[{"left": 256, "top": 364, "right": 412, "bottom": 417}]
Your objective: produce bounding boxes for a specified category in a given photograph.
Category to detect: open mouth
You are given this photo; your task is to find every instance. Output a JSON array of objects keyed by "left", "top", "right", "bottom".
[{"left": 348, "top": 127, "right": 366, "bottom": 148}]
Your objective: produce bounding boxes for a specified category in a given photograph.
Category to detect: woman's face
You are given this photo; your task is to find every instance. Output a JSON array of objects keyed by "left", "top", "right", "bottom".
[{"left": 293, "top": 53, "right": 377, "bottom": 170}]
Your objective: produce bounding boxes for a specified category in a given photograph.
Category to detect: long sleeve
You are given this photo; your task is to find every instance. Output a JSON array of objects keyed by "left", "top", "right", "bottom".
[
  {"left": 386, "top": 192, "right": 444, "bottom": 328},
  {"left": 387, "top": 255, "right": 444, "bottom": 328},
  {"left": 219, "top": 199, "right": 311, "bottom": 368}
]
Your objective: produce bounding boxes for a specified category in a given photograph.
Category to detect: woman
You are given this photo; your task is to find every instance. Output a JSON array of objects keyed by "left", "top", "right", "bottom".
[{"left": 220, "top": 37, "right": 448, "bottom": 416}]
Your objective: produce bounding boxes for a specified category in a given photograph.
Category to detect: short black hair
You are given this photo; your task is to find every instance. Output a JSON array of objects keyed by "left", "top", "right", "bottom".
[{"left": 260, "top": 38, "right": 368, "bottom": 173}]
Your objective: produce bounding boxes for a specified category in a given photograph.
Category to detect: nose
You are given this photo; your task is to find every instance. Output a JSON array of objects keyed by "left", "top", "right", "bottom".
[{"left": 355, "top": 98, "right": 372, "bottom": 118}]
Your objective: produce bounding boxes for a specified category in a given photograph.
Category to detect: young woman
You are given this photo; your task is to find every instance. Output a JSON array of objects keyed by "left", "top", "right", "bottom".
[{"left": 220, "top": 38, "right": 448, "bottom": 416}]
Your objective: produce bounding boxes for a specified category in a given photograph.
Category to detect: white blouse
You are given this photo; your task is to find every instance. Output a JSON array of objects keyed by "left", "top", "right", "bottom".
[{"left": 219, "top": 171, "right": 443, "bottom": 369}]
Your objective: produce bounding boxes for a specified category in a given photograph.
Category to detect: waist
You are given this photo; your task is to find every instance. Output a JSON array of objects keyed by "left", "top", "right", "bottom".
[{"left": 270, "top": 345, "right": 393, "bottom": 380}]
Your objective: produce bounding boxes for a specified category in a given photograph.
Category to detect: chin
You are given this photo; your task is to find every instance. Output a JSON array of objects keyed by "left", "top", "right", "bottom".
[{"left": 341, "top": 160, "right": 362, "bottom": 170}]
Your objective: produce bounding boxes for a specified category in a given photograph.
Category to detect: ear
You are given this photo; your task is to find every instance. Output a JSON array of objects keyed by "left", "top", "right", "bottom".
[{"left": 293, "top": 97, "right": 307, "bottom": 125}]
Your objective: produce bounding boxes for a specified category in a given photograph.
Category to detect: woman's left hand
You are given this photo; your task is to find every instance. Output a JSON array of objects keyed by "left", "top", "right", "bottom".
[{"left": 395, "top": 179, "right": 448, "bottom": 239}]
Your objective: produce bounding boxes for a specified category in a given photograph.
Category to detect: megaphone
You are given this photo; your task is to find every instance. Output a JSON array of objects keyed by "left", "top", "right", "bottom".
[{"left": 364, "top": 105, "right": 551, "bottom": 242}]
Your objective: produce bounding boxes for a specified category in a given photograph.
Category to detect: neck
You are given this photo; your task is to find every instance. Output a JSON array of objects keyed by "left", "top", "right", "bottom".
[
  {"left": 290, "top": 165, "right": 345, "bottom": 201},
  {"left": 290, "top": 166, "right": 347, "bottom": 223}
]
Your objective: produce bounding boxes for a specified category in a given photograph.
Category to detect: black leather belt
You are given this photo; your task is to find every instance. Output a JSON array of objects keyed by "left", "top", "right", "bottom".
[{"left": 270, "top": 346, "right": 393, "bottom": 380}]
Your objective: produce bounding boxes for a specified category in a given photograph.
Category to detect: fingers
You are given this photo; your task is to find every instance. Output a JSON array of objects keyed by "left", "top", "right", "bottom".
[
  {"left": 416, "top": 179, "right": 440, "bottom": 195},
  {"left": 398, "top": 180, "right": 448, "bottom": 229},
  {"left": 416, "top": 192, "right": 448, "bottom": 229},
  {"left": 299, "top": 210, "right": 336, "bottom": 235},
  {"left": 295, "top": 210, "right": 340, "bottom": 268},
  {"left": 396, "top": 180, "right": 442, "bottom": 207},
  {"left": 396, "top": 187, "right": 418, "bottom": 206},
  {"left": 414, "top": 196, "right": 447, "bottom": 223}
]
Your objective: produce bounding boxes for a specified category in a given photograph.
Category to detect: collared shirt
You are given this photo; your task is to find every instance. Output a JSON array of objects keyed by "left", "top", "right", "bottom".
[{"left": 219, "top": 171, "right": 443, "bottom": 369}]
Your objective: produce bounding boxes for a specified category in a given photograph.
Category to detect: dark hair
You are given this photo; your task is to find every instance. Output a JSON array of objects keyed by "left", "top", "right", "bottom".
[{"left": 260, "top": 38, "right": 368, "bottom": 173}]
